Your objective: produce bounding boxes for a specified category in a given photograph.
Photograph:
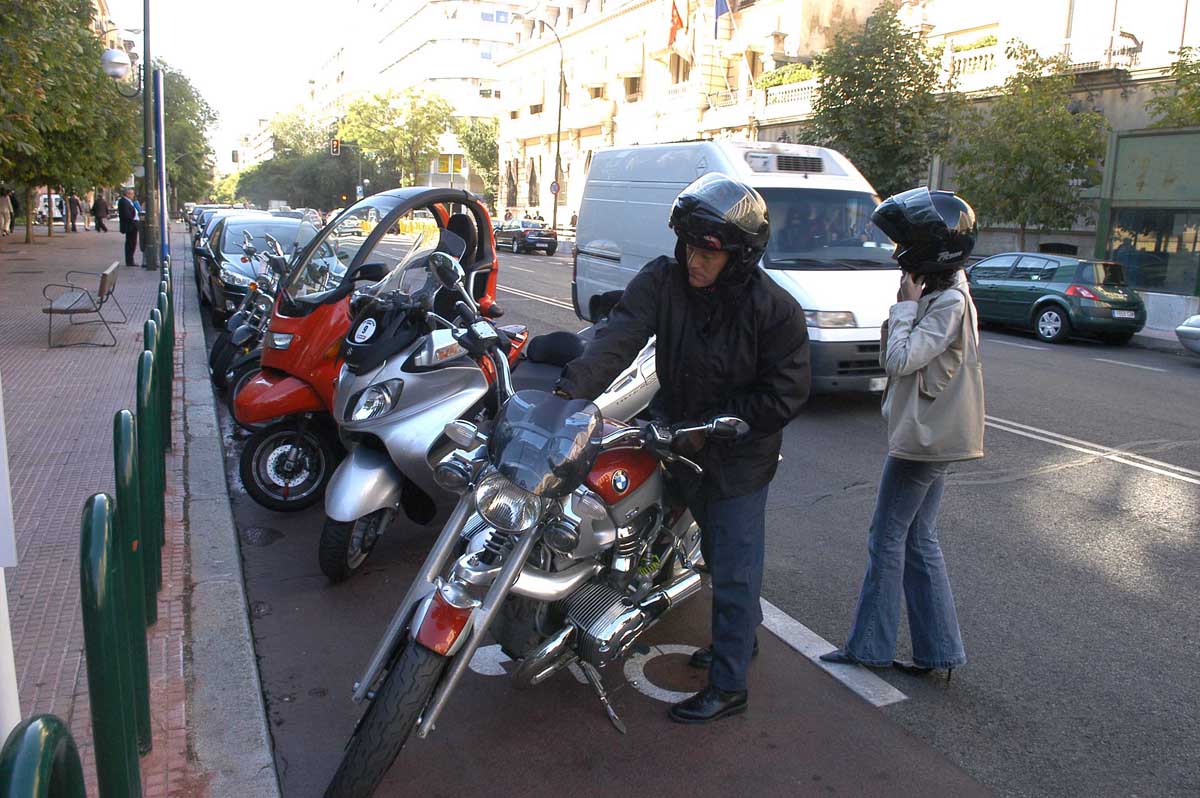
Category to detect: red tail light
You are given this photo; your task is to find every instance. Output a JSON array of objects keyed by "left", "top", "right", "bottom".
[{"left": 1066, "top": 285, "right": 1099, "bottom": 300}]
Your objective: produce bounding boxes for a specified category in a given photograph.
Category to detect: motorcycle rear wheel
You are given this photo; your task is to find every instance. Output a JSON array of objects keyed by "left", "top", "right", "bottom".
[
  {"left": 319, "top": 509, "right": 390, "bottom": 583},
  {"left": 208, "top": 331, "right": 234, "bottom": 388},
  {"left": 324, "top": 641, "right": 447, "bottom": 798},
  {"left": 239, "top": 421, "right": 337, "bottom": 512}
]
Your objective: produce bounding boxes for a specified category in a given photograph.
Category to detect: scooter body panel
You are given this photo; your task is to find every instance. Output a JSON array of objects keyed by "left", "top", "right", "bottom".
[
  {"left": 234, "top": 369, "right": 325, "bottom": 425},
  {"left": 324, "top": 445, "right": 405, "bottom": 522}
]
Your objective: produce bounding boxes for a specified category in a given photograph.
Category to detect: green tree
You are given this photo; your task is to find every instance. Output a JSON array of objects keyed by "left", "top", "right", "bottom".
[
  {"left": 158, "top": 62, "right": 218, "bottom": 208},
  {"left": 455, "top": 116, "right": 499, "bottom": 205},
  {"left": 270, "top": 110, "right": 329, "bottom": 156},
  {"left": 810, "top": 1, "right": 951, "bottom": 197},
  {"left": 213, "top": 172, "right": 242, "bottom": 204},
  {"left": 948, "top": 43, "right": 1107, "bottom": 251},
  {"left": 1147, "top": 47, "right": 1200, "bottom": 128},
  {"left": 339, "top": 89, "right": 454, "bottom": 187}
]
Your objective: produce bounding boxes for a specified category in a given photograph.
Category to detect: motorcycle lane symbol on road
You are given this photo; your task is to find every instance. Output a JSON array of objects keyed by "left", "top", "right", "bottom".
[{"left": 469, "top": 643, "right": 701, "bottom": 704}]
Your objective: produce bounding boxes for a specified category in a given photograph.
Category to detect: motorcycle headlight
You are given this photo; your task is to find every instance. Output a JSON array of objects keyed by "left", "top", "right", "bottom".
[
  {"left": 474, "top": 473, "right": 542, "bottom": 532},
  {"left": 220, "top": 266, "right": 253, "bottom": 286},
  {"left": 348, "top": 379, "right": 404, "bottom": 422},
  {"left": 804, "top": 310, "right": 857, "bottom": 328}
]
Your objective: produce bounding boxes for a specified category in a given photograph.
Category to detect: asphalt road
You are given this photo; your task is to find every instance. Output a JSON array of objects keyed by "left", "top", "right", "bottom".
[{"left": 211, "top": 250, "right": 1200, "bottom": 797}]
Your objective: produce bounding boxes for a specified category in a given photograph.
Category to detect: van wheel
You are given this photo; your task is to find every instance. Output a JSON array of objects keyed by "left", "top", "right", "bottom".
[{"left": 1034, "top": 306, "right": 1071, "bottom": 344}]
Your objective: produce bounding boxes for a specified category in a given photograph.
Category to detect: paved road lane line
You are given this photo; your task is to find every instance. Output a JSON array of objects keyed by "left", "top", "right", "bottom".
[
  {"left": 1090, "top": 357, "right": 1168, "bottom": 373},
  {"left": 505, "top": 265, "right": 535, "bottom": 274},
  {"left": 984, "top": 338, "right": 1048, "bottom": 351},
  {"left": 497, "top": 284, "right": 574, "bottom": 310},
  {"left": 986, "top": 415, "right": 1200, "bottom": 478},
  {"left": 759, "top": 598, "right": 908, "bottom": 707},
  {"left": 985, "top": 420, "right": 1200, "bottom": 485}
]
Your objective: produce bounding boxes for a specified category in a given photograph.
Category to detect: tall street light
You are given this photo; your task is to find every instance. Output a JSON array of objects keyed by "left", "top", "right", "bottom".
[
  {"left": 100, "top": 4, "right": 157, "bottom": 269},
  {"left": 514, "top": 9, "right": 564, "bottom": 233}
]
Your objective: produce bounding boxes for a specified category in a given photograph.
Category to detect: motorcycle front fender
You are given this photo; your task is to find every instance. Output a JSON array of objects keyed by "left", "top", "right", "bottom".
[
  {"left": 324, "top": 445, "right": 404, "bottom": 523},
  {"left": 233, "top": 369, "right": 324, "bottom": 425},
  {"left": 230, "top": 323, "right": 258, "bottom": 347}
]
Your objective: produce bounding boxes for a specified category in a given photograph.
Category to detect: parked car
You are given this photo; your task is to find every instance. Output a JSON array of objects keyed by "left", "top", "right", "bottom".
[
  {"left": 495, "top": 218, "right": 558, "bottom": 255},
  {"left": 196, "top": 215, "right": 314, "bottom": 320},
  {"left": 1176, "top": 315, "right": 1200, "bottom": 355},
  {"left": 967, "top": 253, "right": 1146, "bottom": 344}
]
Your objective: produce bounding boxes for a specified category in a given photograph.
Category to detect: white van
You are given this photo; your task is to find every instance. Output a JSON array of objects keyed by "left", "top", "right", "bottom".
[
  {"left": 572, "top": 141, "right": 898, "bottom": 393},
  {"left": 36, "top": 193, "right": 65, "bottom": 224}
]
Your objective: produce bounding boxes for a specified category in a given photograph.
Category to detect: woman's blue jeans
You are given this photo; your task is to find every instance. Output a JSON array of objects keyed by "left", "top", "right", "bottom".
[{"left": 844, "top": 456, "right": 966, "bottom": 669}]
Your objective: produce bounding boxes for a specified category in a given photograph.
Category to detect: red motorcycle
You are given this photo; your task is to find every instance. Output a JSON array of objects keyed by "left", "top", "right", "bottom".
[{"left": 234, "top": 188, "right": 503, "bottom": 511}]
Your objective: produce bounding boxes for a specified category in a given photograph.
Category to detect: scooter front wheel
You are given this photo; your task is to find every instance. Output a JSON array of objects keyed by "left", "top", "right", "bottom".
[
  {"left": 319, "top": 509, "right": 392, "bottom": 583},
  {"left": 226, "top": 360, "right": 268, "bottom": 433},
  {"left": 239, "top": 421, "right": 337, "bottom": 512}
]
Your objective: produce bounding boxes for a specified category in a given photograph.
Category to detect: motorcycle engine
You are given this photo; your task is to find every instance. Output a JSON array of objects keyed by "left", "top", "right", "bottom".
[{"left": 563, "top": 582, "right": 647, "bottom": 667}]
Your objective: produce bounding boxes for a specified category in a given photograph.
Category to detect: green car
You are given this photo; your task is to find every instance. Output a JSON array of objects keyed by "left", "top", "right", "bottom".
[{"left": 966, "top": 253, "right": 1146, "bottom": 345}]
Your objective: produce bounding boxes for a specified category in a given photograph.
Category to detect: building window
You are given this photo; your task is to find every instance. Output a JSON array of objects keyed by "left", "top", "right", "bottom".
[
  {"left": 481, "top": 46, "right": 493, "bottom": 60},
  {"left": 624, "top": 76, "right": 641, "bottom": 101},
  {"left": 506, "top": 163, "right": 518, "bottom": 209},
  {"left": 528, "top": 162, "right": 539, "bottom": 207},
  {"left": 494, "top": 89, "right": 502, "bottom": 99},
  {"left": 670, "top": 53, "right": 690, "bottom": 85},
  {"left": 588, "top": 86, "right": 606, "bottom": 100},
  {"left": 510, "top": 110, "right": 519, "bottom": 119},
  {"left": 480, "top": 88, "right": 493, "bottom": 98},
  {"left": 530, "top": 103, "right": 544, "bottom": 114},
  {"left": 495, "top": 10, "right": 509, "bottom": 22},
  {"left": 1108, "top": 208, "right": 1200, "bottom": 296},
  {"left": 481, "top": 11, "right": 494, "bottom": 21}
]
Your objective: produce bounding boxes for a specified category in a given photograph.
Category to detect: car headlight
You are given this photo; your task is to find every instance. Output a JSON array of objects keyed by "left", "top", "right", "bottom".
[
  {"left": 220, "top": 266, "right": 253, "bottom": 286},
  {"left": 804, "top": 310, "right": 857, "bottom": 328},
  {"left": 348, "top": 379, "right": 404, "bottom": 422},
  {"left": 474, "top": 472, "right": 542, "bottom": 532}
]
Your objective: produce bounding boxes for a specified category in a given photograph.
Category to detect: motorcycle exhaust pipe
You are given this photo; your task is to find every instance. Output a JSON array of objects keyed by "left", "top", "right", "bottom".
[
  {"left": 597, "top": 570, "right": 703, "bottom": 661},
  {"left": 511, "top": 625, "right": 576, "bottom": 689}
]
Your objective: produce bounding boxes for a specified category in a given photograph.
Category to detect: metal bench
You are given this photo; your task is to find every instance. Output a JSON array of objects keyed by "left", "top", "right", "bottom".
[{"left": 42, "top": 261, "right": 128, "bottom": 348}]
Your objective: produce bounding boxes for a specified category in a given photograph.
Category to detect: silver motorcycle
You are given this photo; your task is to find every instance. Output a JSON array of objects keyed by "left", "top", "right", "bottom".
[
  {"left": 318, "top": 232, "right": 660, "bottom": 581},
  {"left": 322, "top": 251, "right": 745, "bottom": 798}
]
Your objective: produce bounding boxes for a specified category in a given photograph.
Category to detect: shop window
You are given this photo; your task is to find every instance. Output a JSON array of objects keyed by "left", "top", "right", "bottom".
[{"left": 1108, "top": 208, "right": 1200, "bottom": 295}]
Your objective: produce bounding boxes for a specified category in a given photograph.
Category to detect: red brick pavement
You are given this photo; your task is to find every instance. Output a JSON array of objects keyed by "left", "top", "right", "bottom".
[{"left": 0, "top": 227, "right": 200, "bottom": 795}]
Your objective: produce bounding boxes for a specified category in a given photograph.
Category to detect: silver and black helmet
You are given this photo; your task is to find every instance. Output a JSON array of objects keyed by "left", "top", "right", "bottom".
[
  {"left": 669, "top": 173, "right": 770, "bottom": 271},
  {"left": 871, "top": 187, "right": 977, "bottom": 273}
]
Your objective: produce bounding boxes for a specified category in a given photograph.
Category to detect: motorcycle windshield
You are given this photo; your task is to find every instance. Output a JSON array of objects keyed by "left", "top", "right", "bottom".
[
  {"left": 359, "top": 227, "right": 467, "bottom": 300},
  {"left": 489, "top": 390, "right": 603, "bottom": 498}
]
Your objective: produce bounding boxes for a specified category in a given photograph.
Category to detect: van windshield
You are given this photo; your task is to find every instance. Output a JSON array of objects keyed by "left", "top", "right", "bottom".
[{"left": 759, "top": 188, "right": 896, "bottom": 270}]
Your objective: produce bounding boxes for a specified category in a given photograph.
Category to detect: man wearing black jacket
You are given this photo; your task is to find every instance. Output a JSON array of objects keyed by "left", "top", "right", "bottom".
[
  {"left": 117, "top": 188, "right": 139, "bottom": 266},
  {"left": 557, "top": 174, "right": 810, "bottom": 723}
]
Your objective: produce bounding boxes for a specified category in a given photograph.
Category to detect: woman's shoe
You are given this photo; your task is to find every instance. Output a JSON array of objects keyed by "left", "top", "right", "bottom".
[
  {"left": 818, "top": 649, "right": 860, "bottom": 665},
  {"left": 893, "top": 660, "right": 955, "bottom": 683}
]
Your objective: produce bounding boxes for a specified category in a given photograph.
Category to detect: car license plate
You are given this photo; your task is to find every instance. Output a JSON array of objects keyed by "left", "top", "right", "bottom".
[
  {"left": 1112, "top": 310, "right": 1136, "bottom": 319},
  {"left": 869, "top": 377, "right": 887, "bottom": 392}
]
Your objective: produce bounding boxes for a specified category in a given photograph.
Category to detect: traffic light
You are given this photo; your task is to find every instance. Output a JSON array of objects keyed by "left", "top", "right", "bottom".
[{"left": 330, "top": 138, "right": 341, "bottom": 156}]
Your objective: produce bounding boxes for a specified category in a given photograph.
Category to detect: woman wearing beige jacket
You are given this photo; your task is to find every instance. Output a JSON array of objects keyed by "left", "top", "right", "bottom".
[{"left": 822, "top": 188, "right": 984, "bottom": 679}]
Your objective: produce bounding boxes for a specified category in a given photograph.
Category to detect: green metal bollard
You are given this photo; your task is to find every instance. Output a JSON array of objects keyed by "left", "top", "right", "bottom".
[
  {"left": 156, "top": 289, "right": 173, "bottom": 449},
  {"left": 150, "top": 307, "right": 169, "bottom": 451},
  {"left": 113, "top": 410, "right": 152, "bottom": 754},
  {"left": 0, "top": 714, "right": 87, "bottom": 798},
  {"left": 79, "top": 494, "right": 144, "bottom": 798},
  {"left": 136, "top": 343, "right": 163, "bottom": 605}
]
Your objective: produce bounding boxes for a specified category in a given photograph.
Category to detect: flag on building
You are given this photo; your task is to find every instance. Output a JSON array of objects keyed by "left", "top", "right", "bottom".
[
  {"left": 714, "top": 0, "right": 732, "bottom": 37},
  {"left": 669, "top": 0, "right": 684, "bottom": 46}
]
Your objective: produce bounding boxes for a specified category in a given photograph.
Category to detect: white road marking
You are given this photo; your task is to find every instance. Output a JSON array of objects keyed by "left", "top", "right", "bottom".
[
  {"left": 760, "top": 598, "right": 908, "bottom": 707},
  {"left": 622, "top": 644, "right": 701, "bottom": 703},
  {"left": 497, "top": 284, "right": 574, "bottom": 310},
  {"left": 1090, "top": 357, "right": 1167, "bottom": 373},
  {"left": 985, "top": 337, "right": 1048, "bottom": 351},
  {"left": 985, "top": 415, "right": 1200, "bottom": 485},
  {"left": 505, "top": 264, "right": 535, "bottom": 274}
]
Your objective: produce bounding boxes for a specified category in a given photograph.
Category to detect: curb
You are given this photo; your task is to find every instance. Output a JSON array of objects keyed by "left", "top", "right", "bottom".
[
  {"left": 179, "top": 241, "right": 281, "bottom": 797},
  {"left": 1129, "top": 332, "right": 1187, "bottom": 356}
]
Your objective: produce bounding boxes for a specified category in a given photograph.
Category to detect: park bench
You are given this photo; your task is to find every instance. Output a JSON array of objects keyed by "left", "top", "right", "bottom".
[{"left": 42, "top": 261, "right": 128, "bottom": 348}]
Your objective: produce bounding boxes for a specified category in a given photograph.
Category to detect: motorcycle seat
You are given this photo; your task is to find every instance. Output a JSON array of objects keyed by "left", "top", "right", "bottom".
[
  {"left": 511, "top": 359, "right": 564, "bottom": 395},
  {"left": 526, "top": 331, "right": 586, "bottom": 368}
]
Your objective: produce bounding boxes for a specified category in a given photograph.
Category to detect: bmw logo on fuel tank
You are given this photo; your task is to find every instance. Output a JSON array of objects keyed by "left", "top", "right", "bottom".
[
  {"left": 353, "top": 318, "right": 377, "bottom": 343},
  {"left": 612, "top": 470, "right": 630, "bottom": 494}
]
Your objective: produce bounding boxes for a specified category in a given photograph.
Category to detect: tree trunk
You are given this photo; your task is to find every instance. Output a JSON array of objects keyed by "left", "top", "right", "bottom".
[
  {"left": 1018, "top": 224, "right": 1026, "bottom": 252},
  {"left": 24, "top": 188, "right": 33, "bottom": 244}
]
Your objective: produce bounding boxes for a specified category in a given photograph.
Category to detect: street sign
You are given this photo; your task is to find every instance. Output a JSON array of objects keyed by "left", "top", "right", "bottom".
[
  {"left": 330, "top": 138, "right": 341, "bottom": 157},
  {"left": 550, "top": 181, "right": 559, "bottom": 195},
  {"left": 355, "top": 184, "right": 364, "bottom": 201}
]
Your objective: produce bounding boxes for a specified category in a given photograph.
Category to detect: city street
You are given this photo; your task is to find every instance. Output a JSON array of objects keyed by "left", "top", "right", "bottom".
[{"left": 208, "top": 250, "right": 1200, "bottom": 797}]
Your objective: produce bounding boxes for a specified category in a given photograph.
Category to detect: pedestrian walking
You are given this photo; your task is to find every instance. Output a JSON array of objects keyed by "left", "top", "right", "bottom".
[
  {"left": 117, "top": 188, "right": 140, "bottom": 266},
  {"left": 821, "top": 188, "right": 984, "bottom": 681},
  {"left": 82, "top": 191, "right": 93, "bottom": 230},
  {"left": 68, "top": 193, "right": 83, "bottom": 232},
  {"left": 91, "top": 193, "right": 110, "bottom": 232},
  {"left": 0, "top": 189, "right": 12, "bottom": 236}
]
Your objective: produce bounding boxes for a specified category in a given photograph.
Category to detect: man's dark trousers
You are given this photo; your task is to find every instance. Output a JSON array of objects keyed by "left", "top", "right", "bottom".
[
  {"left": 124, "top": 226, "right": 138, "bottom": 266},
  {"left": 692, "top": 484, "right": 769, "bottom": 692}
]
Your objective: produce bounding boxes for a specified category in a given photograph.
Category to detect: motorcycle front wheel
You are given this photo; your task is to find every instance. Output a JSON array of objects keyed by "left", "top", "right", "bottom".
[
  {"left": 208, "top": 330, "right": 234, "bottom": 388},
  {"left": 319, "top": 509, "right": 392, "bottom": 583},
  {"left": 239, "top": 421, "right": 337, "bottom": 512},
  {"left": 324, "top": 641, "right": 448, "bottom": 798},
  {"left": 226, "top": 360, "right": 267, "bottom": 433}
]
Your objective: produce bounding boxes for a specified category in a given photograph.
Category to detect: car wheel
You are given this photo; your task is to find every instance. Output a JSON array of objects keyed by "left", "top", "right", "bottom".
[
  {"left": 1102, "top": 331, "right": 1135, "bottom": 346},
  {"left": 511, "top": 238, "right": 520, "bottom": 254},
  {"left": 546, "top": 245, "right": 557, "bottom": 256},
  {"left": 1034, "top": 306, "right": 1070, "bottom": 344}
]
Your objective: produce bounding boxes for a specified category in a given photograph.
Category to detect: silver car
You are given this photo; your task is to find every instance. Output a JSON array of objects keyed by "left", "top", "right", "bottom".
[{"left": 1176, "top": 315, "right": 1200, "bottom": 355}]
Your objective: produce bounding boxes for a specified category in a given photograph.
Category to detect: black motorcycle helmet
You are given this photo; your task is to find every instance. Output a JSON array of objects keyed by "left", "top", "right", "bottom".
[
  {"left": 871, "top": 187, "right": 977, "bottom": 274},
  {"left": 668, "top": 173, "right": 770, "bottom": 277}
]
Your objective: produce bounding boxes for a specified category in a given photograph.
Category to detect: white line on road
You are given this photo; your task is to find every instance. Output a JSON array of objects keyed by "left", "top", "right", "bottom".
[
  {"left": 505, "top": 265, "right": 535, "bottom": 274},
  {"left": 984, "top": 337, "right": 1048, "bottom": 351},
  {"left": 1090, "top": 357, "right": 1168, "bottom": 373},
  {"left": 760, "top": 598, "right": 907, "bottom": 707},
  {"left": 497, "top": 285, "right": 574, "bottom": 310},
  {"left": 985, "top": 415, "right": 1200, "bottom": 485}
]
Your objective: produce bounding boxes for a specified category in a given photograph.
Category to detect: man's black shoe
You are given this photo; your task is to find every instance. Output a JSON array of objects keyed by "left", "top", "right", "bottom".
[
  {"left": 668, "top": 685, "right": 748, "bottom": 724},
  {"left": 688, "top": 637, "right": 759, "bottom": 669}
]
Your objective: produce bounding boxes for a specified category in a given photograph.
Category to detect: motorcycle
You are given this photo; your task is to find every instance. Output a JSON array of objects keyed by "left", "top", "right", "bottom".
[
  {"left": 322, "top": 251, "right": 745, "bottom": 798},
  {"left": 209, "top": 231, "right": 285, "bottom": 393},
  {"left": 318, "top": 232, "right": 657, "bottom": 582}
]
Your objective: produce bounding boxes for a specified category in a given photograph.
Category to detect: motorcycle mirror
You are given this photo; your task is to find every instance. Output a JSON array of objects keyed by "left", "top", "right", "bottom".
[
  {"left": 351, "top": 261, "right": 390, "bottom": 282},
  {"left": 429, "top": 251, "right": 466, "bottom": 290},
  {"left": 230, "top": 325, "right": 257, "bottom": 347},
  {"left": 706, "top": 416, "right": 749, "bottom": 441},
  {"left": 443, "top": 420, "right": 481, "bottom": 448}
]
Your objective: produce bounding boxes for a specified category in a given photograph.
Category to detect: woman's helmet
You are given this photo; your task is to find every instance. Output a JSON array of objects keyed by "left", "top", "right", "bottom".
[
  {"left": 669, "top": 173, "right": 770, "bottom": 272},
  {"left": 871, "top": 187, "right": 977, "bottom": 273}
]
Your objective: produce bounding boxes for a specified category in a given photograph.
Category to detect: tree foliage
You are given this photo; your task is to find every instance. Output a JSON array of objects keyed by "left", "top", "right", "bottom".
[
  {"left": 455, "top": 116, "right": 499, "bottom": 205},
  {"left": 1147, "top": 46, "right": 1200, "bottom": 128},
  {"left": 235, "top": 151, "right": 401, "bottom": 211},
  {"left": 810, "top": 1, "right": 952, "bottom": 198},
  {"left": 755, "top": 63, "right": 816, "bottom": 90},
  {"left": 948, "top": 43, "right": 1108, "bottom": 250},
  {"left": 269, "top": 110, "right": 329, "bottom": 156},
  {"left": 339, "top": 90, "right": 454, "bottom": 187},
  {"left": 158, "top": 61, "right": 218, "bottom": 207}
]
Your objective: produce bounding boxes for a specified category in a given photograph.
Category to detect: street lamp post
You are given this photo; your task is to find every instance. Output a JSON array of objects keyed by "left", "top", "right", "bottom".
[{"left": 515, "top": 11, "right": 565, "bottom": 232}]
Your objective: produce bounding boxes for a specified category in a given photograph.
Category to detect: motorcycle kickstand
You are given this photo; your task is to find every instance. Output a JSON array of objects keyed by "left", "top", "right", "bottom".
[{"left": 578, "top": 660, "right": 627, "bottom": 735}]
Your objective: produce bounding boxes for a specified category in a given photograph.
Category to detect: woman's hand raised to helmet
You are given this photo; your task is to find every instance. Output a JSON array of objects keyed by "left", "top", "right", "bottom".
[{"left": 899, "top": 272, "right": 923, "bottom": 303}]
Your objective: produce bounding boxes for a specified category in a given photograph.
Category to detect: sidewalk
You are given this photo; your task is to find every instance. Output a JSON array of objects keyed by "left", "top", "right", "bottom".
[{"left": 0, "top": 227, "right": 272, "bottom": 796}]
